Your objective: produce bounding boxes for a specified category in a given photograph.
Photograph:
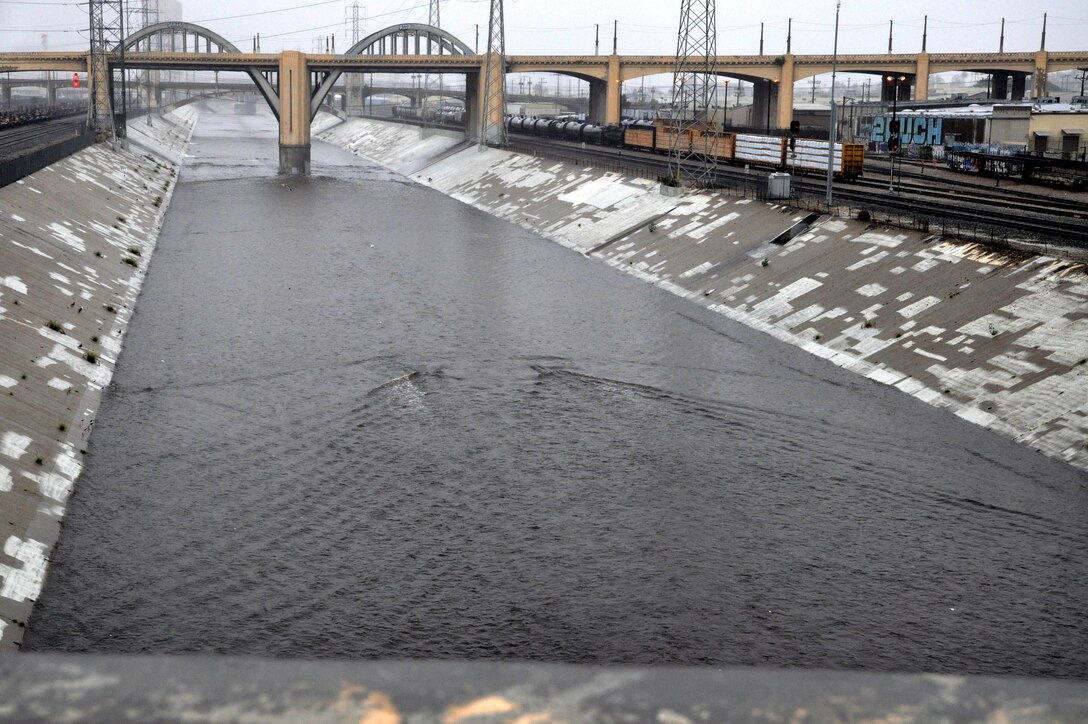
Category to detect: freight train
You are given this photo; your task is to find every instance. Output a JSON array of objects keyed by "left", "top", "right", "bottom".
[{"left": 506, "top": 116, "right": 866, "bottom": 178}]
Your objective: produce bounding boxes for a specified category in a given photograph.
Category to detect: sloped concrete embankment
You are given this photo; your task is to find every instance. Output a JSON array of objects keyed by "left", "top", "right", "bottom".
[
  {"left": 320, "top": 119, "right": 1087, "bottom": 472},
  {"left": 0, "top": 108, "right": 197, "bottom": 650},
  {"left": 318, "top": 117, "right": 466, "bottom": 175}
]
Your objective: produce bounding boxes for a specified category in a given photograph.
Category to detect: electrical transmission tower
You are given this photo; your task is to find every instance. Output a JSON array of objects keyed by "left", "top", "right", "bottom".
[
  {"left": 479, "top": 0, "right": 506, "bottom": 146},
  {"left": 126, "top": 0, "right": 160, "bottom": 125},
  {"left": 350, "top": 2, "right": 361, "bottom": 44},
  {"left": 429, "top": 0, "right": 441, "bottom": 29},
  {"left": 88, "top": 0, "right": 127, "bottom": 141},
  {"left": 668, "top": 0, "right": 717, "bottom": 184}
]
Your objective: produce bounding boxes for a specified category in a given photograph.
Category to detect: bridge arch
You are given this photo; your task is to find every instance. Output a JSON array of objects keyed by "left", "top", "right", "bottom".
[
  {"left": 117, "top": 21, "right": 281, "bottom": 118},
  {"left": 344, "top": 23, "right": 474, "bottom": 57},
  {"left": 309, "top": 23, "right": 474, "bottom": 119},
  {"left": 118, "top": 21, "right": 242, "bottom": 54}
]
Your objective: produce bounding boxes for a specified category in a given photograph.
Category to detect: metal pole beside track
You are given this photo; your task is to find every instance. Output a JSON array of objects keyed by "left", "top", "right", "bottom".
[{"left": 825, "top": 0, "right": 841, "bottom": 207}]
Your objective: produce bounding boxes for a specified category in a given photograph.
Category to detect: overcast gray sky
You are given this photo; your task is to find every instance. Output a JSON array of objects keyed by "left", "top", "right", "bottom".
[{"left": 1, "top": 0, "right": 1085, "bottom": 57}]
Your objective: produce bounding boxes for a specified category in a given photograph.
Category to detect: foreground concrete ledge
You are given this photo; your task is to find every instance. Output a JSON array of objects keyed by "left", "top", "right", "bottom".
[{"left": 0, "top": 653, "right": 1085, "bottom": 723}]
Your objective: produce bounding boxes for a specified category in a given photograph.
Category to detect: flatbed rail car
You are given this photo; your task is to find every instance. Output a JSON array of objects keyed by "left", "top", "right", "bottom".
[
  {"left": 506, "top": 117, "right": 865, "bottom": 179},
  {"left": 944, "top": 149, "right": 1088, "bottom": 190}
]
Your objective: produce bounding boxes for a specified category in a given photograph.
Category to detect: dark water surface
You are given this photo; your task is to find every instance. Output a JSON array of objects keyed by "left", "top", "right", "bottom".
[{"left": 26, "top": 108, "right": 1088, "bottom": 677}]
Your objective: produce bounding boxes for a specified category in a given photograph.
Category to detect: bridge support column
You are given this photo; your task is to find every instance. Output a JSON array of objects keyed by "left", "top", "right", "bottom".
[
  {"left": 587, "top": 79, "right": 607, "bottom": 124},
  {"left": 465, "top": 71, "right": 480, "bottom": 141},
  {"left": 914, "top": 54, "right": 930, "bottom": 100},
  {"left": 991, "top": 73, "right": 1009, "bottom": 100},
  {"left": 1012, "top": 73, "right": 1028, "bottom": 100},
  {"left": 278, "top": 50, "right": 311, "bottom": 175},
  {"left": 47, "top": 82, "right": 57, "bottom": 105},
  {"left": 2, "top": 84, "right": 12, "bottom": 107},
  {"left": 1031, "top": 51, "right": 1049, "bottom": 98},
  {"left": 346, "top": 73, "right": 364, "bottom": 115},
  {"left": 752, "top": 79, "right": 779, "bottom": 134},
  {"left": 605, "top": 55, "right": 622, "bottom": 125},
  {"left": 775, "top": 56, "right": 795, "bottom": 131}
]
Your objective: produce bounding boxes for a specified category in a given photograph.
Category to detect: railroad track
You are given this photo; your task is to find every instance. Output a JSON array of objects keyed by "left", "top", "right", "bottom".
[
  {"left": 0, "top": 116, "right": 87, "bottom": 161},
  {"left": 856, "top": 160, "right": 1088, "bottom": 217},
  {"left": 506, "top": 134, "right": 1088, "bottom": 245}
]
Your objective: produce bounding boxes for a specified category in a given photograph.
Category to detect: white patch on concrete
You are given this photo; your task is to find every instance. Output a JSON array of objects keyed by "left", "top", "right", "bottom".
[
  {"left": 898, "top": 296, "right": 942, "bottom": 318},
  {"left": 0, "top": 432, "right": 32, "bottom": 460},
  {"left": 0, "top": 376, "right": 16, "bottom": 388},
  {"left": 856, "top": 283, "right": 886, "bottom": 297},
  {"left": 0, "top": 465, "right": 10, "bottom": 492},
  {"left": 46, "top": 222, "right": 86, "bottom": 252},
  {"left": 846, "top": 251, "right": 888, "bottom": 270},
  {"left": 680, "top": 262, "right": 716, "bottom": 279},
  {"left": 1, "top": 276, "right": 27, "bottom": 294},
  {"left": 0, "top": 536, "right": 49, "bottom": 603},
  {"left": 46, "top": 377, "right": 72, "bottom": 391}
]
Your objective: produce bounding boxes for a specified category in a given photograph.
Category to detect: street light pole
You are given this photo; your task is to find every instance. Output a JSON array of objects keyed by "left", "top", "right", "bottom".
[
  {"left": 887, "top": 74, "right": 904, "bottom": 192},
  {"left": 825, "top": 0, "right": 841, "bottom": 207}
]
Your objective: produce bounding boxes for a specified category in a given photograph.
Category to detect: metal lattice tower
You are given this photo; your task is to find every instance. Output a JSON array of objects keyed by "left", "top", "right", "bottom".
[
  {"left": 667, "top": 0, "right": 717, "bottom": 184},
  {"left": 88, "top": 0, "right": 126, "bottom": 139},
  {"left": 429, "top": 0, "right": 441, "bottom": 29},
  {"left": 351, "top": 2, "right": 361, "bottom": 43},
  {"left": 478, "top": 0, "right": 506, "bottom": 146}
]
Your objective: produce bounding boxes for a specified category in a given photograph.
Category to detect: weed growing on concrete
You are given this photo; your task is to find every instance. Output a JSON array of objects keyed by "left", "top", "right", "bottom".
[
  {"left": 760, "top": 258, "right": 769, "bottom": 267},
  {"left": 117, "top": 216, "right": 126, "bottom": 223},
  {"left": 127, "top": 247, "right": 142, "bottom": 256},
  {"left": 91, "top": 335, "right": 99, "bottom": 343},
  {"left": 20, "top": 373, "right": 26, "bottom": 380},
  {"left": 153, "top": 196, "right": 163, "bottom": 207},
  {"left": 84, "top": 351, "right": 97, "bottom": 364},
  {"left": 122, "top": 257, "right": 138, "bottom": 267},
  {"left": 34, "top": 457, "right": 42, "bottom": 465},
  {"left": 46, "top": 321, "right": 64, "bottom": 333},
  {"left": 863, "top": 320, "right": 874, "bottom": 329},
  {"left": 94, "top": 251, "right": 103, "bottom": 258},
  {"left": 104, "top": 304, "right": 116, "bottom": 313},
  {"left": 58, "top": 423, "right": 66, "bottom": 432}
]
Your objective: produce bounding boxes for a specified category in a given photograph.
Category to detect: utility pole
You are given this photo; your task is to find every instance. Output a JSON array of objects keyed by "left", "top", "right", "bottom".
[
  {"left": 613, "top": 20, "right": 618, "bottom": 54},
  {"left": 479, "top": 0, "right": 506, "bottom": 147},
  {"left": 595, "top": 24, "right": 599, "bottom": 56},
  {"left": 921, "top": 15, "right": 927, "bottom": 53},
  {"left": 999, "top": 18, "right": 1005, "bottom": 54},
  {"left": 88, "top": 0, "right": 126, "bottom": 144},
  {"left": 888, "top": 20, "right": 893, "bottom": 54},
  {"left": 825, "top": 0, "right": 841, "bottom": 207},
  {"left": 668, "top": 0, "right": 717, "bottom": 184}
]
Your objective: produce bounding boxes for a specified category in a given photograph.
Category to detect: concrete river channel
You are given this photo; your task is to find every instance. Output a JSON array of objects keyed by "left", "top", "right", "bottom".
[{"left": 22, "top": 108, "right": 1088, "bottom": 678}]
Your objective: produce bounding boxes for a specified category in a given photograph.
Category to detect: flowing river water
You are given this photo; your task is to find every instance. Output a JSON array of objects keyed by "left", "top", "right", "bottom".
[{"left": 24, "top": 107, "right": 1088, "bottom": 677}]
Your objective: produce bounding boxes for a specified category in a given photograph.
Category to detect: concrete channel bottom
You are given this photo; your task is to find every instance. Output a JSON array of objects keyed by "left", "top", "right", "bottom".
[{"left": 0, "top": 653, "right": 1086, "bottom": 722}]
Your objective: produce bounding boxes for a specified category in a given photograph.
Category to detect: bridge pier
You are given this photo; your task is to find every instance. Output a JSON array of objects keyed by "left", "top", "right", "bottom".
[
  {"left": 1014, "top": 72, "right": 1028, "bottom": 100},
  {"left": 992, "top": 73, "right": 1009, "bottom": 100},
  {"left": 1031, "top": 51, "right": 1048, "bottom": 98},
  {"left": 278, "top": 50, "right": 311, "bottom": 175},
  {"left": 588, "top": 79, "right": 607, "bottom": 124},
  {"left": 465, "top": 71, "right": 481, "bottom": 141},
  {"left": 752, "top": 79, "right": 779, "bottom": 133},
  {"left": 46, "top": 82, "right": 56, "bottom": 105},
  {"left": 915, "top": 54, "right": 930, "bottom": 100},
  {"left": 775, "top": 56, "right": 795, "bottom": 130},
  {"left": 2, "top": 85, "right": 10, "bottom": 108}
]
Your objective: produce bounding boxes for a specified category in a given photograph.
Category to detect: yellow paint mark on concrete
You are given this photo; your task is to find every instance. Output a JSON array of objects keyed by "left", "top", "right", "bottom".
[
  {"left": 508, "top": 713, "right": 554, "bottom": 724},
  {"left": 359, "top": 691, "right": 402, "bottom": 724},
  {"left": 443, "top": 694, "right": 519, "bottom": 723},
  {"left": 336, "top": 684, "right": 369, "bottom": 714}
]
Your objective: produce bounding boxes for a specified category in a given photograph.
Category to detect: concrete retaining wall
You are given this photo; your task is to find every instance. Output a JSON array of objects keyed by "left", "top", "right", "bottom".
[
  {"left": 321, "top": 118, "right": 1088, "bottom": 472},
  {"left": 0, "top": 108, "right": 197, "bottom": 650}
]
